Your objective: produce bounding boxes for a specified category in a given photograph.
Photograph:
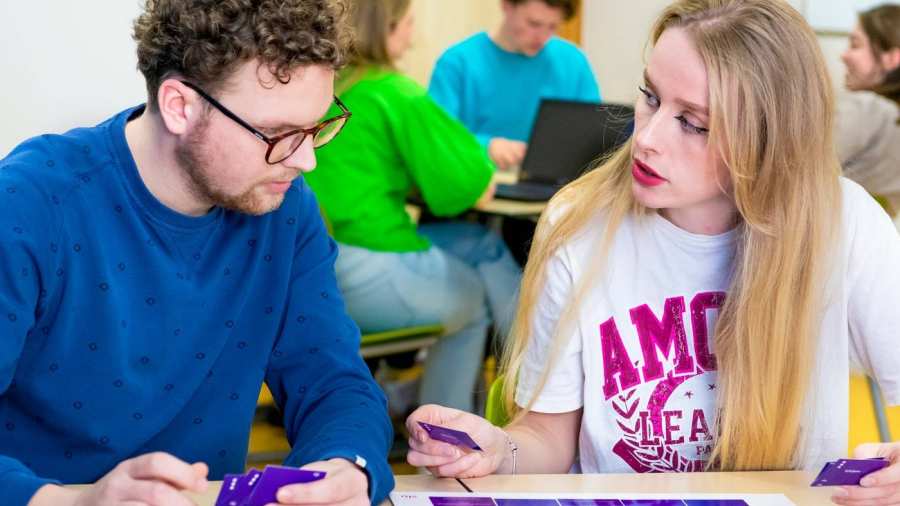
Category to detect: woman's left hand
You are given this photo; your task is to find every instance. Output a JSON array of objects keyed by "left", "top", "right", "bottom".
[{"left": 832, "top": 442, "right": 900, "bottom": 505}]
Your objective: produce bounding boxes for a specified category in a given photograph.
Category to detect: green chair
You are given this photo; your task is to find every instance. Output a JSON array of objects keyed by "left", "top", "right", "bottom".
[
  {"left": 874, "top": 194, "right": 896, "bottom": 217},
  {"left": 359, "top": 324, "right": 444, "bottom": 359},
  {"left": 485, "top": 376, "right": 510, "bottom": 427}
]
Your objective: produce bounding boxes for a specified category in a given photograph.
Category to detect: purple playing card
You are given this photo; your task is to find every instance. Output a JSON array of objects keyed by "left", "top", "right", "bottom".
[
  {"left": 619, "top": 500, "right": 685, "bottom": 506},
  {"left": 495, "top": 499, "right": 560, "bottom": 505},
  {"left": 234, "top": 469, "right": 262, "bottom": 504},
  {"left": 244, "top": 465, "right": 326, "bottom": 506},
  {"left": 811, "top": 457, "right": 889, "bottom": 486},
  {"left": 429, "top": 497, "right": 495, "bottom": 506},
  {"left": 557, "top": 500, "right": 623, "bottom": 506},
  {"left": 214, "top": 473, "right": 244, "bottom": 506},
  {"left": 418, "top": 421, "right": 483, "bottom": 451}
]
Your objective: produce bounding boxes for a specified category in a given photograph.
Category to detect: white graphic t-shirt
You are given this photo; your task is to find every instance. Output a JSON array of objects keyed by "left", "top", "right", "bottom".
[{"left": 516, "top": 178, "right": 900, "bottom": 473}]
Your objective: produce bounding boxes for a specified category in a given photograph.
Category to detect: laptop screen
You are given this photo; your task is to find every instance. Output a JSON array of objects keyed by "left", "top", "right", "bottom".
[{"left": 519, "top": 100, "right": 634, "bottom": 186}]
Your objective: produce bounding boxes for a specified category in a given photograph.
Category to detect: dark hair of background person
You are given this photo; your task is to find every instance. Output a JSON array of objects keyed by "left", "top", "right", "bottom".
[{"left": 506, "top": 0, "right": 578, "bottom": 21}]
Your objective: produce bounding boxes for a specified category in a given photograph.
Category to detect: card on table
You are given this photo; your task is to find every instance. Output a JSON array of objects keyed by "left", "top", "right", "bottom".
[
  {"left": 393, "top": 492, "right": 783, "bottom": 506},
  {"left": 214, "top": 465, "right": 325, "bottom": 506},
  {"left": 418, "top": 421, "right": 483, "bottom": 451},
  {"left": 811, "top": 457, "right": 889, "bottom": 486}
]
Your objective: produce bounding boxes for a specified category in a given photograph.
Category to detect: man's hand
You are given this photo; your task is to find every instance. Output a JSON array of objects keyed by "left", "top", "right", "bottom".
[
  {"left": 488, "top": 138, "right": 527, "bottom": 171},
  {"left": 274, "top": 457, "right": 369, "bottom": 506},
  {"left": 29, "top": 452, "right": 208, "bottom": 506}
]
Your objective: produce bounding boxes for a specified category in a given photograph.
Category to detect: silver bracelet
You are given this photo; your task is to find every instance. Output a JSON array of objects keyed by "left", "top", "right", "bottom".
[{"left": 504, "top": 432, "right": 518, "bottom": 475}]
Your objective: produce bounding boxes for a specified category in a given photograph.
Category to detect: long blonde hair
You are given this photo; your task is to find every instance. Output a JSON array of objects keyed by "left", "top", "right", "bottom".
[{"left": 500, "top": 0, "right": 842, "bottom": 471}]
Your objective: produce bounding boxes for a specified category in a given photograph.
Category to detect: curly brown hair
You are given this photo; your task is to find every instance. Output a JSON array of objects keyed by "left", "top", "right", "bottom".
[
  {"left": 133, "top": 0, "right": 350, "bottom": 111},
  {"left": 506, "top": 0, "right": 577, "bottom": 20}
]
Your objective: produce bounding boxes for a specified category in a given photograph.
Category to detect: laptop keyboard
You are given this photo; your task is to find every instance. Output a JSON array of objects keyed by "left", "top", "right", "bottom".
[{"left": 495, "top": 181, "right": 561, "bottom": 202}]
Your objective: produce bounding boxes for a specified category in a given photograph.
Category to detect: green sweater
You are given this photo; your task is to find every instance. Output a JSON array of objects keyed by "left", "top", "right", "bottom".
[{"left": 305, "top": 67, "right": 494, "bottom": 252}]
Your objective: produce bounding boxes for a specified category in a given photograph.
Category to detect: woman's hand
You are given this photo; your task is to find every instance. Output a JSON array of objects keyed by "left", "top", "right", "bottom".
[
  {"left": 406, "top": 404, "right": 511, "bottom": 478},
  {"left": 832, "top": 442, "right": 900, "bottom": 505}
]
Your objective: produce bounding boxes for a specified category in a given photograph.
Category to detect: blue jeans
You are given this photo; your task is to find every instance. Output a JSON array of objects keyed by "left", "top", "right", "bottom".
[{"left": 334, "top": 222, "right": 522, "bottom": 412}]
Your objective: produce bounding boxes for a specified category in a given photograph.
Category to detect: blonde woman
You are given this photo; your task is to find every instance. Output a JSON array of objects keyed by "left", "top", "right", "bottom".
[
  {"left": 405, "top": 1, "right": 900, "bottom": 504},
  {"left": 836, "top": 3, "right": 900, "bottom": 218}
]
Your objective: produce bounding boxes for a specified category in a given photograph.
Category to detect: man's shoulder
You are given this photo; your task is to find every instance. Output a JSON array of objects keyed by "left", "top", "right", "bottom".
[
  {"left": 544, "top": 37, "right": 589, "bottom": 61},
  {"left": 2, "top": 112, "right": 123, "bottom": 184},
  {"left": 1, "top": 134, "right": 88, "bottom": 201},
  {"left": 0, "top": 108, "right": 138, "bottom": 232},
  {"left": 438, "top": 32, "right": 491, "bottom": 61}
]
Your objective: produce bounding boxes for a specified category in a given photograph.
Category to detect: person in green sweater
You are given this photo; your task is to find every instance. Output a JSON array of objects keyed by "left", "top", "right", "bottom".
[{"left": 304, "top": 0, "right": 522, "bottom": 413}]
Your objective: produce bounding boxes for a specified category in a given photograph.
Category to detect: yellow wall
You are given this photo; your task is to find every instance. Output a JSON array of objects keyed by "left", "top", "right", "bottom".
[{"left": 849, "top": 374, "right": 900, "bottom": 453}]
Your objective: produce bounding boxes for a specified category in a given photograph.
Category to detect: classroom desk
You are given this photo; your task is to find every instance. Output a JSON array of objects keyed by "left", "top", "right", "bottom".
[
  {"left": 80, "top": 471, "right": 831, "bottom": 505},
  {"left": 474, "top": 170, "right": 547, "bottom": 218},
  {"left": 71, "top": 474, "right": 465, "bottom": 505},
  {"left": 474, "top": 197, "right": 546, "bottom": 217},
  {"left": 450, "top": 471, "right": 833, "bottom": 505}
]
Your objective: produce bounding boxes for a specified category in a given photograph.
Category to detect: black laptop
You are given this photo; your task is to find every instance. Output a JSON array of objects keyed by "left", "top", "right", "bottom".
[{"left": 495, "top": 100, "right": 634, "bottom": 202}]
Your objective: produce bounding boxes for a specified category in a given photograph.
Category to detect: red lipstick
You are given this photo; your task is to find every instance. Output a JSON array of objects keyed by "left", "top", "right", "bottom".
[{"left": 632, "top": 160, "right": 667, "bottom": 187}]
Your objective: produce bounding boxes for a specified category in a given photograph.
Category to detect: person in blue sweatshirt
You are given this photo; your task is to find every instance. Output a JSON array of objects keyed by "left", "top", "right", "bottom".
[
  {"left": 429, "top": 0, "right": 602, "bottom": 171},
  {"left": 0, "top": 1, "right": 393, "bottom": 505}
]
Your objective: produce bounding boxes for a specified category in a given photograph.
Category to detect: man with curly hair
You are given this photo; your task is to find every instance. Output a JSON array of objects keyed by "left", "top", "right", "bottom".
[{"left": 0, "top": 1, "right": 393, "bottom": 505}]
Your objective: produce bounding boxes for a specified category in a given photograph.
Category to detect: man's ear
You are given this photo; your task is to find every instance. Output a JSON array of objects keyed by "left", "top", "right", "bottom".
[
  {"left": 157, "top": 79, "right": 197, "bottom": 136},
  {"left": 881, "top": 47, "right": 900, "bottom": 74}
]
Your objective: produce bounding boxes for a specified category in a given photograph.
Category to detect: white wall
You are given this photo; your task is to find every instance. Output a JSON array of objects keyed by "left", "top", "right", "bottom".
[
  {"left": 582, "top": 0, "right": 848, "bottom": 105},
  {"left": 0, "top": 2, "right": 146, "bottom": 156}
]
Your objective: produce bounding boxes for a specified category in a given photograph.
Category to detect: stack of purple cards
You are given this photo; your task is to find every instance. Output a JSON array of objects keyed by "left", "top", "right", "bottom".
[
  {"left": 215, "top": 465, "right": 326, "bottom": 506},
  {"left": 811, "top": 457, "right": 889, "bottom": 486},
  {"left": 418, "top": 421, "right": 483, "bottom": 451}
]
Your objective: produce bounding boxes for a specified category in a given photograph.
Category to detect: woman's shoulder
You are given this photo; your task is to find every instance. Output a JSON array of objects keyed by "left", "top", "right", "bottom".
[
  {"left": 540, "top": 196, "right": 616, "bottom": 255},
  {"left": 837, "top": 90, "right": 899, "bottom": 122},
  {"left": 346, "top": 68, "right": 425, "bottom": 98},
  {"left": 838, "top": 177, "right": 897, "bottom": 239}
]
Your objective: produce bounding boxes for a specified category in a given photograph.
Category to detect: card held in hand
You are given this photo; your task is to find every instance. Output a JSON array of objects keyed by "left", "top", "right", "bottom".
[
  {"left": 418, "top": 421, "right": 484, "bottom": 451},
  {"left": 245, "top": 465, "right": 326, "bottom": 506},
  {"left": 214, "top": 465, "right": 326, "bottom": 505},
  {"left": 811, "top": 457, "right": 889, "bottom": 486}
]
